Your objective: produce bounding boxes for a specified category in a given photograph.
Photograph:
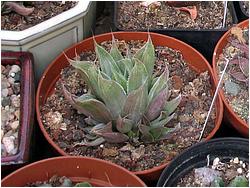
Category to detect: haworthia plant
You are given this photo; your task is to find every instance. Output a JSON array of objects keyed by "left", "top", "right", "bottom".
[{"left": 63, "top": 34, "right": 181, "bottom": 146}]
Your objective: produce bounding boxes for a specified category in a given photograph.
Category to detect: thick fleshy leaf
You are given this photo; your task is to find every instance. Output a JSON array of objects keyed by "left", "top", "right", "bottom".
[
  {"left": 68, "top": 59, "right": 100, "bottom": 97},
  {"left": 134, "top": 34, "right": 155, "bottom": 77},
  {"left": 84, "top": 117, "right": 99, "bottom": 126},
  {"left": 164, "top": 94, "right": 182, "bottom": 116},
  {"left": 98, "top": 73, "right": 126, "bottom": 119},
  {"left": 75, "top": 97, "right": 113, "bottom": 123},
  {"left": 122, "top": 80, "right": 148, "bottom": 123},
  {"left": 112, "top": 70, "right": 127, "bottom": 91},
  {"left": 94, "top": 40, "right": 121, "bottom": 77},
  {"left": 148, "top": 67, "right": 169, "bottom": 103},
  {"left": 149, "top": 127, "right": 165, "bottom": 140},
  {"left": 238, "top": 57, "right": 249, "bottom": 77},
  {"left": 90, "top": 122, "right": 113, "bottom": 134},
  {"left": 230, "top": 71, "right": 248, "bottom": 82},
  {"left": 110, "top": 34, "right": 124, "bottom": 62},
  {"left": 116, "top": 116, "right": 133, "bottom": 133},
  {"left": 127, "top": 58, "right": 148, "bottom": 93},
  {"left": 75, "top": 182, "right": 92, "bottom": 187},
  {"left": 145, "top": 87, "right": 169, "bottom": 121},
  {"left": 83, "top": 137, "right": 106, "bottom": 147},
  {"left": 138, "top": 124, "right": 154, "bottom": 143},
  {"left": 100, "top": 132, "right": 129, "bottom": 143},
  {"left": 151, "top": 112, "right": 175, "bottom": 128},
  {"left": 118, "top": 58, "right": 134, "bottom": 77}
]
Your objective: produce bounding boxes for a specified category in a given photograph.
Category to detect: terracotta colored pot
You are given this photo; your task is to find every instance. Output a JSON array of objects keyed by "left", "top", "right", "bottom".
[
  {"left": 1, "top": 156, "right": 146, "bottom": 186},
  {"left": 36, "top": 32, "right": 223, "bottom": 182},
  {"left": 212, "top": 20, "right": 249, "bottom": 137},
  {"left": 1, "top": 52, "right": 35, "bottom": 165}
]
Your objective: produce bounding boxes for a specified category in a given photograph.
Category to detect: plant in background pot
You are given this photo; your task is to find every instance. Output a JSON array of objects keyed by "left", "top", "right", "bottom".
[
  {"left": 157, "top": 137, "right": 249, "bottom": 187},
  {"left": 212, "top": 19, "right": 249, "bottom": 137},
  {"left": 1, "top": 52, "right": 35, "bottom": 176},
  {"left": 234, "top": 1, "right": 249, "bottom": 22},
  {"left": 1, "top": 156, "right": 146, "bottom": 187},
  {"left": 1, "top": 1, "right": 96, "bottom": 83},
  {"left": 36, "top": 32, "right": 223, "bottom": 182},
  {"left": 114, "top": 1, "right": 238, "bottom": 62}
]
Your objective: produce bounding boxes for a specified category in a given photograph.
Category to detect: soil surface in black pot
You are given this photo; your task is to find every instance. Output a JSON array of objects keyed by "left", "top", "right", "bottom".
[
  {"left": 116, "top": 1, "right": 233, "bottom": 30},
  {"left": 1, "top": 1, "right": 77, "bottom": 31},
  {"left": 216, "top": 27, "right": 249, "bottom": 124},
  {"left": 1, "top": 65, "right": 21, "bottom": 157},
  {"left": 40, "top": 39, "right": 216, "bottom": 172},
  {"left": 177, "top": 156, "right": 249, "bottom": 187},
  {"left": 27, "top": 175, "right": 91, "bottom": 187}
]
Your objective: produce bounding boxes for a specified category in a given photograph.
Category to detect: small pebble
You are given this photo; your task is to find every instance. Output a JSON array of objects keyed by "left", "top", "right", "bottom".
[
  {"left": 240, "top": 161, "right": 243, "bottom": 164},
  {"left": 14, "top": 110, "right": 20, "bottom": 118},
  {"left": 2, "top": 88, "right": 9, "bottom": 97},
  {"left": 10, "top": 65, "right": 21, "bottom": 73},
  {"left": 8, "top": 77, "right": 15, "bottom": 84},
  {"left": 10, "top": 72, "right": 15, "bottom": 78},
  {"left": 237, "top": 168, "right": 243, "bottom": 174},
  {"left": 2, "top": 136, "right": 15, "bottom": 154},
  {"left": 233, "top": 157, "right": 239, "bottom": 164},
  {"left": 213, "top": 157, "right": 220, "bottom": 166},
  {"left": 1, "top": 97, "right": 11, "bottom": 107},
  {"left": 10, "top": 121, "right": 19, "bottom": 130},
  {"left": 1, "top": 129, "right": 4, "bottom": 141},
  {"left": 242, "top": 163, "right": 246, "bottom": 168}
]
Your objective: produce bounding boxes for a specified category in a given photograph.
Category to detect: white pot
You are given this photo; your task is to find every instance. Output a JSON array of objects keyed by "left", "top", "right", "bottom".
[{"left": 1, "top": 1, "right": 96, "bottom": 82}]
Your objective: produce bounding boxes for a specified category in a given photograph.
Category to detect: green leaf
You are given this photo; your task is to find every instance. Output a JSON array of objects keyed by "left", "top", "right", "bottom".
[
  {"left": 75, "top": 97, "right": 113, "bottom": 123},
  {"left": 116, "top": 116, "right": 133, "bottom": 133},
  {"left": 100, "top": 132, "right": 129, "bottom": 143},
  {"left": 134, "top": 34, "right": 155, "bottom": 77},
  {"left": 110, "top": 34, "right": 124, "bottom": 62},
  {"left": 145, "top": 87, "right": 170, "bottom": 121},
  {"left": 122, "top": 80, "right": 148, "bottom": 123},
  {"left": 112, "top": 70, "right": 127, "bottom": 92},
  {"left": 118, "top": 58, "right": 134, "bottom": 77},
  {"left": 90, "top": 122, "right": 112, "bottom": 134},
  {"left": 150, "top": 112, "right": 175, "bottom": 128},
  {"left": 148, "top": 67, "right": 169, "bottom": 104},
  {"left": 228, "top": 176, "right": 249, "bottom": 187},
  {"left": 94, "top": 40, "right": 121, "bottom": 77},
  {"left": 127, "top": 58, "right": 148, "bottom": 93},
  {"left": 83, "top": 137, "right": 106, "bottom": 147},
  {"left": 164, "top": 94, "right": 182, "bottom": 116},
  {"left": 211, "top": 177, "right": 225, "bottom": 187},
  {"left": 98, "top": 73, "right": 126, "bottom": 119},
  {"left": 138, "top": 124, "right": 154, "bottom": 143},
  {"left": 74, "top": 182, "right": 92, "bottom": 187}
]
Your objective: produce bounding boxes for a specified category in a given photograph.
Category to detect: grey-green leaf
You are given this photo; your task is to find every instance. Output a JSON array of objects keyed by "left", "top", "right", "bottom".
[
  {"left": 94, "top": 40, "right": 121, "bottom": 77},
  {"left": 98, "top": 73, "right": 126, "bottom": 119},
  {"left": 110, "top": 34, "right": 124, "bottom": 62},
  {"left": 138, "top": 124, "right": 154, "bottom": 143},
  {"left": 145, "top": 87, "right": 169, "bottom": 121},
  {"left": 116, "top": 116, "right": 133, "bottom": 133},
  {"left": 100, "top": 132, "right": 129, "bottom": 143},
  {"left": 122, "top": 80, "right": 148, "bottom": 123},
  {"left": 150, "top": 112, "right": 175, "bottom": 128},
  {"left": 148, "top": 67, "right": 169, "bottom": 103},
  {"left": 83, "top": 137, "right": 106, "bottom": 147},
  {"left": 228, "top": 176, "right": 249, "bottom": 187},
  {"left": 164, "top": 94, "right": 182, "bottom": 116},
  {"left": 210, "top": 177, "right": 225, "bottom": 187},
  {"left": 127, "top": 58, "right": 148, "bottom": 93}
]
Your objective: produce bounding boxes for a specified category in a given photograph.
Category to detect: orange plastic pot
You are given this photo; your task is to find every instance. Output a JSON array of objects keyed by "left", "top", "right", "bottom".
[
  {"left": 36, "top": 32, "right": 223, "bottom": 182},
  {"left": 1, "top": 156, "right": 146, "bottom": 187},
  {"left": 212, "top": 20, "right": 249, "bottom": 137}
]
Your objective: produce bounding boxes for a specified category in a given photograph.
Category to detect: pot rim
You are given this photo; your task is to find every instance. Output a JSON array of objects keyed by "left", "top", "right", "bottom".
[
  {"left": 1, "top": 156, "right": 146, "bottom": 186},
  {"left": 36, "top": 31, "right": 223, "bottom": 176},
  {"left": 212, "top": 19, "right": 249, "bottom": 134}
]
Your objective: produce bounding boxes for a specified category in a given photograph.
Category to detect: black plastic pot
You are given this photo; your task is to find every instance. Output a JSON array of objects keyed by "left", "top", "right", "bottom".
[
  {"left": 157, "top": 138, "right": 249, "bottom": 187},
  {"left": 234, "top": 1, "right": 249, "bottom": 22},
  {"left": 114, "top": 2, "right": 238, "bottom": 63}
]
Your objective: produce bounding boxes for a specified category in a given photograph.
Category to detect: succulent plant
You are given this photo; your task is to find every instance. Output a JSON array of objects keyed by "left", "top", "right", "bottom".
[{"left": 62, "top": 34, "right": 181, "bottom": 146}]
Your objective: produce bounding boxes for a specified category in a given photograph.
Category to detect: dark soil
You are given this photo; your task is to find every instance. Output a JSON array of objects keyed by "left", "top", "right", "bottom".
[
  {"left": 177, "top": 157, "right": 249, "bottom": 187},
  {"left": 216, "top": 27, "right": 249, "bottom": 124},
  {"left": 40, "top": 39, "right": 216, "bottom": 172},
  {"left": 1, "top": 1, "right": 77, "bottom": 31},
  {"left": 116, "top": 1, "right": 233, "bottom": 30}
]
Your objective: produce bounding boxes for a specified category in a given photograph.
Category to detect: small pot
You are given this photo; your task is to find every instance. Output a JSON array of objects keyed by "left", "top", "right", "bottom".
[
  {"left": 1, "top": 156, "right": 146, "bottom": 186},
  {"left": 157, "top": 137, "right": 249, "bottom": 186},
  {"left": 1, "top": 52, "right": 35, "bottom": 170},
  {"left": 212, "top": 19, "right": 249, "bottom": 137},
  {"left": 36, "top": 31, "right": 223, "bottom": 182}
]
